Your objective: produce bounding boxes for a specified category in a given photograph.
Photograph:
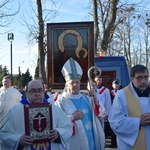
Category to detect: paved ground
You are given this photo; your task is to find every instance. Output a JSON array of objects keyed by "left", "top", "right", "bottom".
[{"left": 105, "top": 148, "right": 117, "bottom": 150}]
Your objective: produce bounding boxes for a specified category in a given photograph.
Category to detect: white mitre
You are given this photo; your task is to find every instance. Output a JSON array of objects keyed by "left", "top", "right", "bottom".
[{"left": 61, "top": 58, "right": 83, "bottom": 81}]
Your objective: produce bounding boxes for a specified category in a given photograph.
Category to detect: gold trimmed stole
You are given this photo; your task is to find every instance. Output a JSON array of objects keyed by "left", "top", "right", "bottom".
[{"left": 124, "top": 86, "right": 146, "bottom": 150}]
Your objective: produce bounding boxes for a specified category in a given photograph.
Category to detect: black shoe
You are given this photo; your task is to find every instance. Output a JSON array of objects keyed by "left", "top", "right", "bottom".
[{"left": 108, "top": 145, "right": 117, "bottom": 148}]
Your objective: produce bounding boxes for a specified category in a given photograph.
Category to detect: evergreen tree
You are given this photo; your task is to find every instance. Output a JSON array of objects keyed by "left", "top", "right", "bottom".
[{"left": 13, "top": 69, "right": 32, "bottom": 88}]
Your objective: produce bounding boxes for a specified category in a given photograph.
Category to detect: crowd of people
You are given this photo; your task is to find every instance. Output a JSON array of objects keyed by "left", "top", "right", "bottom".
[{"left": 0, "top": 58, "right": 150, "bottom": 150}]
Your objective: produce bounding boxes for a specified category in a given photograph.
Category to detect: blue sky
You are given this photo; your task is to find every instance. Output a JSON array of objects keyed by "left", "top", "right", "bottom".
[
  {"left": 0, "top": 0, "right": 149, "bottom": 77},
  {"left": 0, "top": 0, "right": 91, "bottom": 77}
]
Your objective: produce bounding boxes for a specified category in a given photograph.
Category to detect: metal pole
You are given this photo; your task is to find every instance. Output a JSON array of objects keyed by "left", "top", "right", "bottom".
[
  {"left": 0, "top": 139, "right": 2, "bottom": 150},
  {"left": 10, "top": 40, "right": 13, "bottom": 85},
  {"left": 8, "top": 33, "right": 14, "bottom": 85},
  {"left": 123, "top": 32, "right": 125, "bottom": 56}
]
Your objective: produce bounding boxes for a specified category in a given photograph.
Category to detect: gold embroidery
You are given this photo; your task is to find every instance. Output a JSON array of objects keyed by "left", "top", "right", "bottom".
[{"left": 33, "top": 142, "right": 49, "bottom": 150}]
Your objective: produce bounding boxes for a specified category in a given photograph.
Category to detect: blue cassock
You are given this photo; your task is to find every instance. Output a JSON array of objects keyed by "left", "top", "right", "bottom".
[{"left": 20, "top": 96, "right": 51, "bottom": 150}]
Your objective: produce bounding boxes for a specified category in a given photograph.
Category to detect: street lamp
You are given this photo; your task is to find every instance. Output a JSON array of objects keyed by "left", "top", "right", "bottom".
[{"left": 8, "top": 33, "right": 14, "bottom": 85}]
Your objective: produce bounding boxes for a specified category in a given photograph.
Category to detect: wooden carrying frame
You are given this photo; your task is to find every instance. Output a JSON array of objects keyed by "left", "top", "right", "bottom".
[{"left": 24, "top": 103, "right": 53, "bottom": 143}]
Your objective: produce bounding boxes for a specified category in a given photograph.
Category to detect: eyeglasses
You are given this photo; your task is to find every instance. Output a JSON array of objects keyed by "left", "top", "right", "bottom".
[
  {"left": 28, "top": 88, "right": 44, "bottom": 94},
  {"left": 134, "top": 76, "right": 149, "bottom": 81}
]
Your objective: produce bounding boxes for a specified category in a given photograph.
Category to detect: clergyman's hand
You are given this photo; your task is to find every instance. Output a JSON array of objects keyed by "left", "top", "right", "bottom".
[
  {"left": 19, "top": 135, "right": 33, "bottom": 146},
  {"left": 48, "top": 129, "right": 60, "bottom": 143},
  {"left": 72, "top": 110, "right": 84, "bottom": 120},
  {"left": 140, "top": 112, "right": 150, "bottom": 126}
]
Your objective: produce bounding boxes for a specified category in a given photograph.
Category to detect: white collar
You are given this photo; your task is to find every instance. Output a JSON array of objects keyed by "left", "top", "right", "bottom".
[{"left": 62, "top": 90, "right": 82, "bottom": 99}]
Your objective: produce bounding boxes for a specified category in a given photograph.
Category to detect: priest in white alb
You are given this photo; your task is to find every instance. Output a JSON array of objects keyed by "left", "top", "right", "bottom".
[
  {"left": 55, "top": 58, "right": 105, "bottom": 150},
  {"left": 0, "top": 80, "right": 72, "bottom": 150},
  {"left": 109, "top": 64, "right": 150, "bottom": 150},
  {"left": 0, "top": 75, "right": 22, "bottom": 129}
]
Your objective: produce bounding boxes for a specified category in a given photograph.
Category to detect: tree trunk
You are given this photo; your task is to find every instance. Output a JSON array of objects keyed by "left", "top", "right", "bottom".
[
  {"left": 101, "top": 0, "right": 119, "bottom": 53},
  {"left": 36, "top": 0, "right": 46, "bottom": 82},
  {"left": 93, "top": 0, "right": 99, "bottom": 56}
]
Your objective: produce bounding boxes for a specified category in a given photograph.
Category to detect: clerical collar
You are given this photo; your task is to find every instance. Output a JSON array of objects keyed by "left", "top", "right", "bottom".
[
  {"left": 98, "top": 85, "right": 103, "bottom": 89},
  {"left": 132, "top": 83, "right": 149, "bottom": 97},
  {"left": 113, "top": 89, "right": 117, "bottom": 92},
  {"left": 63, "top": 90, "right": 82, "bottom": 99}
]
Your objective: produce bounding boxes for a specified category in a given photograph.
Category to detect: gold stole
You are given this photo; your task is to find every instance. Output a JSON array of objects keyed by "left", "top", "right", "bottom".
[{"left": 124, "top": 86, "right": 146, "bottom": 150}]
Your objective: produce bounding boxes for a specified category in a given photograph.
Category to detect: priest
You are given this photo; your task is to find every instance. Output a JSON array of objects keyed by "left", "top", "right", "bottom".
[
  {"left": 55, "top": 58, "right": 105, "bottom": 150},
  {"left": 0, "top": 80, "right": 72, "bottom": 150},
  {"left": 109, "top": 64, "right": 150, "bottom": 150},
  {"left": 0, "top": 75, "right": 22, "bottom": 129}
]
